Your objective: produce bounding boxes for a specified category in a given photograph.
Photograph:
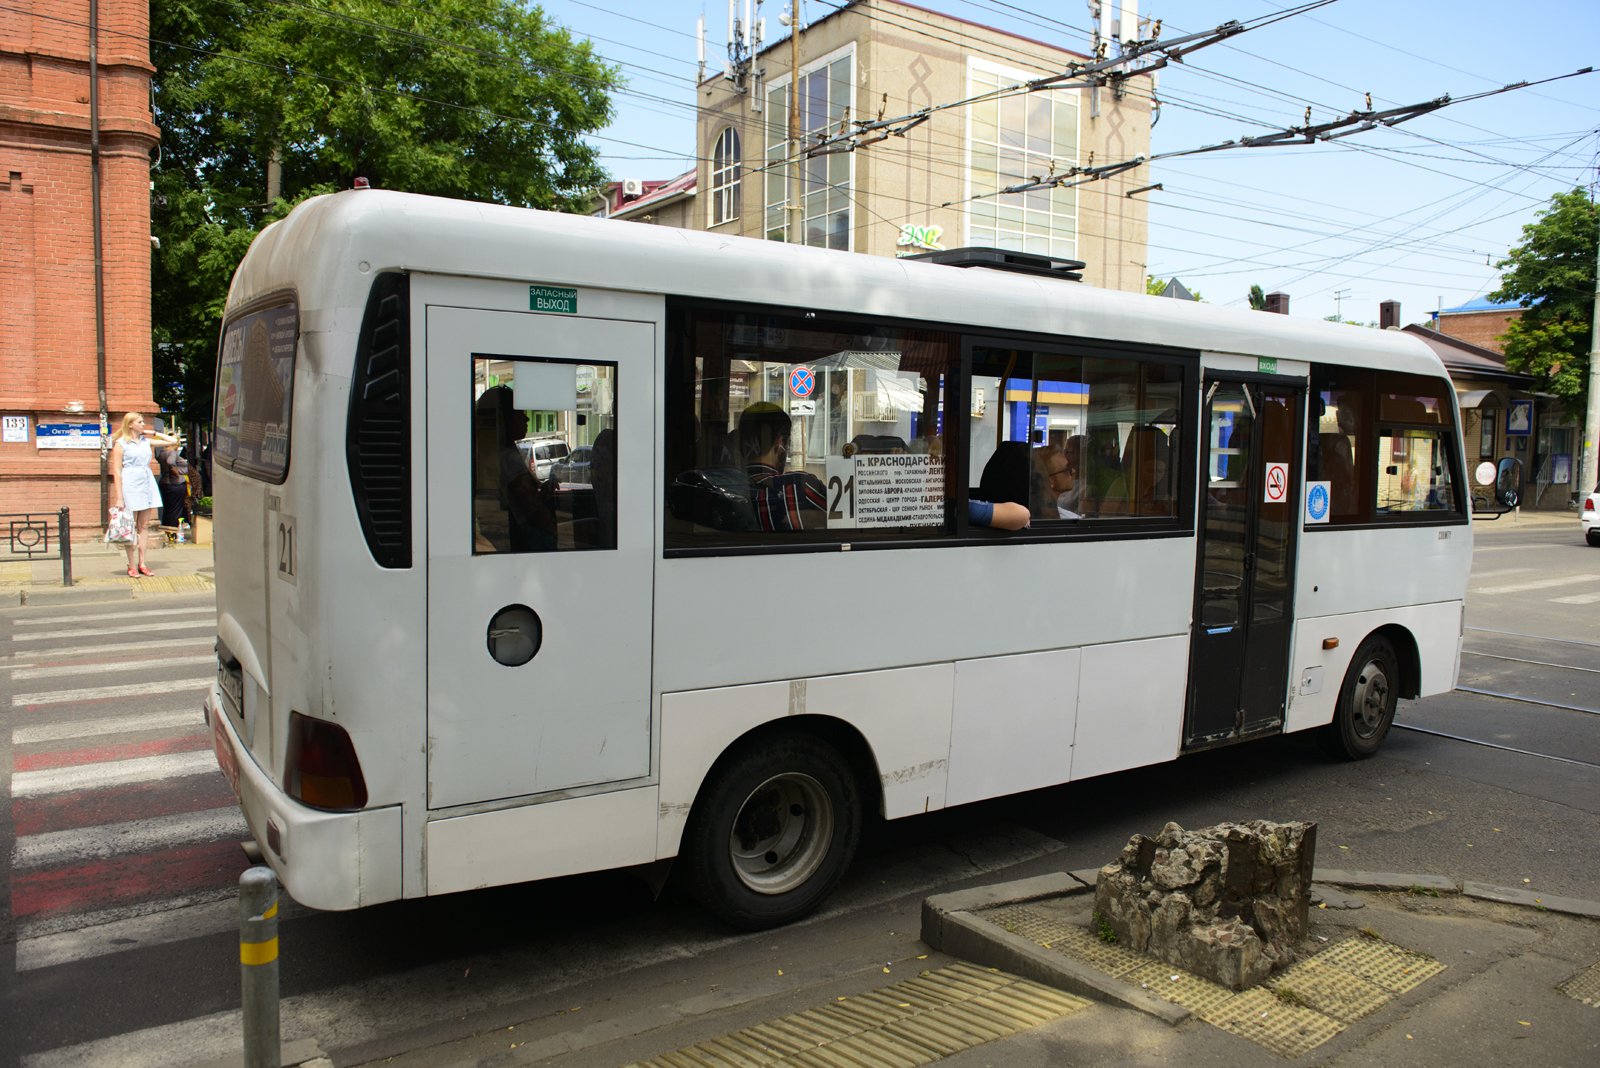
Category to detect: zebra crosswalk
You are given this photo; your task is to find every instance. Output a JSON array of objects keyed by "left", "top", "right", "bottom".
[{"left": 2, "top": 597, "right": 261, "bottom": 975}]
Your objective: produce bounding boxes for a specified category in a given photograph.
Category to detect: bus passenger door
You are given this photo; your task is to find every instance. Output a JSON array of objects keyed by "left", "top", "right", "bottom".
[
  {"left": 1185, "top": 378, "right": 1303, "bottom": 748},
  {"left": 423, "top": 305, "right": 655, "bottom": 810}
]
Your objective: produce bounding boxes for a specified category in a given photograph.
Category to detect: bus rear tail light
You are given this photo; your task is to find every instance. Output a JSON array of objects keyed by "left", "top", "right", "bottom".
[{"left": 285, "top": 711, "right": 369, "bottom": 811}]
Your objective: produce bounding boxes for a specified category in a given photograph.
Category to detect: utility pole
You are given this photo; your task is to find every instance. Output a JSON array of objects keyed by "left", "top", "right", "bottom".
[
  {"left": 1581, "top": 219, "right": 1600, "bottom": 500},
  {"left": 786, "top": 1, "right": 801, "bottom": 244}
]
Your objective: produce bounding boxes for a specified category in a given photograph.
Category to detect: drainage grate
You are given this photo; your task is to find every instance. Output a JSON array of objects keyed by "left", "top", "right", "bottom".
[
  {"left": 1314, "top": 937, "right": 1445, "bottom": 994},
  {"left": 626, "top": 963, "right": 1091, "bottom": 1068},
  {"left": 1201, "top": 987, "right": 1345, "bottom": 1059},
  {"left": 1558, "top": 960, "right": 1600, "bottom": 1007}
]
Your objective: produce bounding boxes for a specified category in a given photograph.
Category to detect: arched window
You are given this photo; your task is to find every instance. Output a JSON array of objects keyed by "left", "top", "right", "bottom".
[{"left": 711, "top": 127, "right": 741, "bottom": 225}]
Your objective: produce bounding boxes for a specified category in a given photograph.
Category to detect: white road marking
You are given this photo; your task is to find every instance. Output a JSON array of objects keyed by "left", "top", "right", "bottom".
[
  {"left": 8, "top": 654, "right": 216, "bottom": 681},
  {"left": 12, "top": 750, "right": 221, "bottom": 796},
  {"left": 15, "top": 892, "right": 242, "bottom": 972},
  {"left": 1473, "top": 574, "right": 1600, "bottom": 595},
  {"left": 2, "top": 635, "right": 213, "bottom": 663},
  {"left": 1551, "top": 591, "right": 1600, "bottom": 605},
  {"left": 1465, "top": 566, "right": 1533, "bottom": 580},
  {"left": 12, "top": 676, "right": 211, "bottom": 707},
  {"left": 13, "top": 708, "right": 203, "bottom": 745},
  {"left": 6, "top": 622, "right": 215, "bottom": 643},
  {"left": 12, "top": 606, "right": 214, "bottom": 628},
  {"left": 12, "top": 807, "right": 247, "bottom": 869}
]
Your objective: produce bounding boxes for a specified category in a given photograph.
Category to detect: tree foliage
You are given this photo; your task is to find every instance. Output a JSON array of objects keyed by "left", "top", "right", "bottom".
[
  {"left": 1145, "top": 275, "right": 1203, "bottom": 301},
  {"left": 150, "top": 0, "right": 620, "bottom": 420},
  {"left": 1247, "top": 284, "right": 1266, "bottom": 310},
  {"left": 1490, "top": 188, "right": 1597, "bottom": 414}
]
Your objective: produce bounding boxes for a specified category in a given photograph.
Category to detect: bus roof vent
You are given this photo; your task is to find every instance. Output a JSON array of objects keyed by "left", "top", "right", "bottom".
[
  {"left": 346, "top": 272, "right": 412, "bottom": 568},
  {"left": 902, "top": 246, "right": 1086, "bottom": 281}
]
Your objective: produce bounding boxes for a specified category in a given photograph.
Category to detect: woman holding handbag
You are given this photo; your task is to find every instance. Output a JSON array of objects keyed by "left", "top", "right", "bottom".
[{"left": 109, "top": 412, "right": 177, "bottom": 577}]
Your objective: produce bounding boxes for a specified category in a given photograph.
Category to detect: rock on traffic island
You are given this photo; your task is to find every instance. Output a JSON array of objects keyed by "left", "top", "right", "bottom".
[{"left": 1092, "top": 819, "right": 1316, "bottom": 991}]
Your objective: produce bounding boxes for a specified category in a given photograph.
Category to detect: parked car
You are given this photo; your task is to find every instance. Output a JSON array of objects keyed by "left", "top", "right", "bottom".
[
  {"left": 551, "top": 445, "right": 594, "bottom": 483},
  {"left": 515, "top": 436, "right": 570, "bottom": 480},
  {"left": 1583, "top": 480, "right": 1599, "bottom": 546}
]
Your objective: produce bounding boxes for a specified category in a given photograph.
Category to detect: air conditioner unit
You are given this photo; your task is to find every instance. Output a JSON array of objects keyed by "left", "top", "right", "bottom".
[{"left": 622, "top": 178, "right": 644, "bottom": 197}]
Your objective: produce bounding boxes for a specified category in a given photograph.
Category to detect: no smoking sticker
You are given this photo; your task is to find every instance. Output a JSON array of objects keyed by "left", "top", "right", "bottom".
[{"left": 1264, "top": 462, "right": 1289, "bottom": 503}]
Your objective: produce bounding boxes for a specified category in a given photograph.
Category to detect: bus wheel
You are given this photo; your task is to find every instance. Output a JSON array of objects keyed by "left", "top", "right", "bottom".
[
  {"left": 683, "top": 733, "right": 861, "bottom": 930},
  {"left": 1321, "top": 636, "right": 1398, "bottom": 760}
]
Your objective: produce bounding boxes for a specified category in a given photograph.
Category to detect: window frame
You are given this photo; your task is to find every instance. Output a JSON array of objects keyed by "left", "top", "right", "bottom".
[
  {"left": 469, "top": 353, "right": 619, "bottom": 556},
  {"left": 215, "top": 290, "right": 299, "bottom": 485},
  {"left": 963, "top": 56, "right": 1081, "bottom": 259},
  {"left": 663, "top": 295, "right": 1199, "bottom": 558},
  {"left": 763, "top": 43, "right": 855, "bottom": 249},
  {"left": 710, "top": 126, "right": 742, "bottom": 227},
  {"left": 1305, "top": 364, "right": 1467, "bottom": 530}
]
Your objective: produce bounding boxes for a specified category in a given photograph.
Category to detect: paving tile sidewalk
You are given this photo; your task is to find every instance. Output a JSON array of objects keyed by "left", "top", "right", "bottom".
[{"left": 0, "top": 530, "right": 214, "bottom": 605}]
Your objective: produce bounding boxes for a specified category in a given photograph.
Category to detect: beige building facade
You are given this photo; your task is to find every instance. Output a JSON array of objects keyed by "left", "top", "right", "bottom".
[{"left": 684, "top": 0, "right": 1152, "bottom": 292}]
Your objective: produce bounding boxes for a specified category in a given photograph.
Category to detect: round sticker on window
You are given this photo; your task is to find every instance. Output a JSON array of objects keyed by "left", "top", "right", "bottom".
[{"left": 1306, "top": 481, "right": 1331, "bottom": 524}]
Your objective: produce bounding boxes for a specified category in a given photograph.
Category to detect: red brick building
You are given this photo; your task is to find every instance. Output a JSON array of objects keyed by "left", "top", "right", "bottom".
[
  {"left": 1430, "top": 297, "right": 1524, "bottom": 353},
  {"left": 1, "top": 1, "right": 158, "bottom": 536}
]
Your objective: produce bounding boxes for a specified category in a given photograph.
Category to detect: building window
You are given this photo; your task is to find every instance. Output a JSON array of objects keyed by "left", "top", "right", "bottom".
[
  {"left": 765, "top": 47, "right": 853, "bottom": 249},
  {"left": 711, "top": 127, "right": 741, "bottom": 225},
  {"left": 965, "top": 60, "right": 1080, "bottom": 259}
]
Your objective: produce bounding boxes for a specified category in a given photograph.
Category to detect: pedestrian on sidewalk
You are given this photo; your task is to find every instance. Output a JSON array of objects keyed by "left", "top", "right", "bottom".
[
  {"left": 109, "top": 412, "right": 177, "bottom": 578},
  {"left": 157, "top": 438, "right": 191, "bottom": 528}
]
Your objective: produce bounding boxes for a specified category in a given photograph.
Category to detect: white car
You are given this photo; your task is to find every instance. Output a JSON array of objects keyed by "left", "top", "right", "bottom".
[
  {"left": 515, "top": 436, "right": 570, "bottom": 480},
  {"left": 1583, "top": 482, "right": 1599, "bottom": 546}
]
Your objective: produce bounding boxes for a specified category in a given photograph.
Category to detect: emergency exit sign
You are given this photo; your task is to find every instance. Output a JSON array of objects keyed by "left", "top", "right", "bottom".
[
  {"left": 529, "top": 285, "right": 577, "bottom": 314},
  {"left": 1258, "top": 357, "right": 1278, "bottom": 374}
]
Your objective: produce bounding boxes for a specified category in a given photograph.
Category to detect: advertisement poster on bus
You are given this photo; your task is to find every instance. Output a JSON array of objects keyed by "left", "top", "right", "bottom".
[{"left": 216, "top": 301, "right": 297, "bottom": 479}]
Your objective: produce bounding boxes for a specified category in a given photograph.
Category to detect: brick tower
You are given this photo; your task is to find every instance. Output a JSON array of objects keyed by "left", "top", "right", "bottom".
[{"left": 1, "top": 1, "right": 159, "bottom": 537}]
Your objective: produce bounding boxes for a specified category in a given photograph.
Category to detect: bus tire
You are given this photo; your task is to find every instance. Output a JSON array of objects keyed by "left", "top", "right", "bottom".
[
  {"left": 1321, "top": 636, "right": 1398, "bottom": 760},
  {"left": 683, "top": 732, "right": 861, "bottom": 930}
]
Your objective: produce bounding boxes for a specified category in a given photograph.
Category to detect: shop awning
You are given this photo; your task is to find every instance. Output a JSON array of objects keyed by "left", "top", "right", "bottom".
[{"left": 1456, "top": 389, "right": 1503, "bottom": 410}]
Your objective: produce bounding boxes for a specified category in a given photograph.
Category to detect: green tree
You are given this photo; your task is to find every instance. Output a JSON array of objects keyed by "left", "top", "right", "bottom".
[
  {"left": 1491, "top": 188, "right": 1598, "bottom": 415},
  {"left": 150, "top": 0, "right": 620, "bottom": 421},
  {"left": 1248, "top": 284, "right": 1266, "bottom": 310},
  {"left": 1145, "top": 275, "right": 1203, "bottom": 301}
]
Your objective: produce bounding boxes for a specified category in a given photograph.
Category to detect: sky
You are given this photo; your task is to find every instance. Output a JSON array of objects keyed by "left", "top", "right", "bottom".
[{"left": 536, "top": 0, "right": 1600, "bottom": 325}]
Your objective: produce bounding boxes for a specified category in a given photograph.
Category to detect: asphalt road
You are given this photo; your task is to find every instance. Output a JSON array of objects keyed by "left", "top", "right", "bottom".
[{"left": 1, "top": 513, "right": 1595, "bottom": 1066}]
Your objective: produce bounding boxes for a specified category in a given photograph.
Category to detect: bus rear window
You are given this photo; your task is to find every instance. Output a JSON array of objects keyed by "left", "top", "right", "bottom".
[{"left": 216, "top": 300, "right": 298, "bottom": 483}]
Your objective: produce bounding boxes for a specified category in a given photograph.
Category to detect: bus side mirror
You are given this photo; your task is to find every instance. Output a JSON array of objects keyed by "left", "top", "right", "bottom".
[{"left": 1473, "top": 458, "right": 1520, "bottom": 517}]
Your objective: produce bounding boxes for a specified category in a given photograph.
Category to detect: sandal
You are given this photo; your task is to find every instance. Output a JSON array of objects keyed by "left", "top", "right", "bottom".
[
  {"left": 137, "top": 565, "right": 154, "bottom": 577},
  {"left": 127, "top": 567, "right": 139, "bottom": 578}
]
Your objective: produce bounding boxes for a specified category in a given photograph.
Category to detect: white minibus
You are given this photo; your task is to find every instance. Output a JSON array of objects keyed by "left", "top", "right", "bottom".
[{"left": 206, "top": 190, "right": 1472, "bottom": 928}]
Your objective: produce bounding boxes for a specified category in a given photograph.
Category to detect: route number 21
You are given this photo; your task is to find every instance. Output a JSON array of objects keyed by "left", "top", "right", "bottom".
[{"left": 277, "top": 516, "right": 298, "bottom": 585}]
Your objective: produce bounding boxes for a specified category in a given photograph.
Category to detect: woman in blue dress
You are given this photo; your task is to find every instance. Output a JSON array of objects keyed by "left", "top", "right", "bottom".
[{"left": 110, "top": 412, "right": 178, "bottom": 577}]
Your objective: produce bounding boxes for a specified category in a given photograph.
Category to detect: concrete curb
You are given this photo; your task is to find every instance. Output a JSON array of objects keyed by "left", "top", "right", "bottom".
[
  {"left": 922, "top": 872, "right": 1189, "bottom": 1025},
  {"left": 922, "top": 867, "right": 1600, "bottom": 1026}
]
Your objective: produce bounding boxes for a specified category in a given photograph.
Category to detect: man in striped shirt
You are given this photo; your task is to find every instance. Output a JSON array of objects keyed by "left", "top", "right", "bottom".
[{"left": 739, "top": 402, "right": 827, "bottom": 531}]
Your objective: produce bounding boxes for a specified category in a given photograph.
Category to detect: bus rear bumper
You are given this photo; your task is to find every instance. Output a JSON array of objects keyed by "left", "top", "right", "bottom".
[{"left": 206, "top": 687, "right": 403, "bottom": 910}]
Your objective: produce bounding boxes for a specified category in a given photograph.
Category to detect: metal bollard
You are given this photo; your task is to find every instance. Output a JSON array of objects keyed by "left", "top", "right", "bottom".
[
  {"left": 58, "top": 507, "right": 72, "bottom": 587},
  {"left": 239, "top": 865, "right": 281, "bottom": 1068}
]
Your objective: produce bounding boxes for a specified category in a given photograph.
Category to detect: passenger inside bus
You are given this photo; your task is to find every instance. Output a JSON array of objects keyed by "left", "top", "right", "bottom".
[
  {"left": 473, "top": 385, "right": 557, "bottom": 552},
  {"left": 1055, "top": 435, "right": 1087, "bottom": 516},
  {"left": 1101, "top": 426, "right": 1173, "bottom": 516},
  {"left": 739, "top": 402, "right": 828, "bottom": 531},
  {"left": 971, "top": 442, "right": 1035, "bottom": 530}
]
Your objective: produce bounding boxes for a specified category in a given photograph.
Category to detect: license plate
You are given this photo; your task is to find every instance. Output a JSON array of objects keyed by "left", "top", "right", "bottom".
[
  {"left": 218, "top": 663, "right": 244, "bottom": 713},
  {"left": 211, "top": 709, "right": 241, "bottom": 798}
]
